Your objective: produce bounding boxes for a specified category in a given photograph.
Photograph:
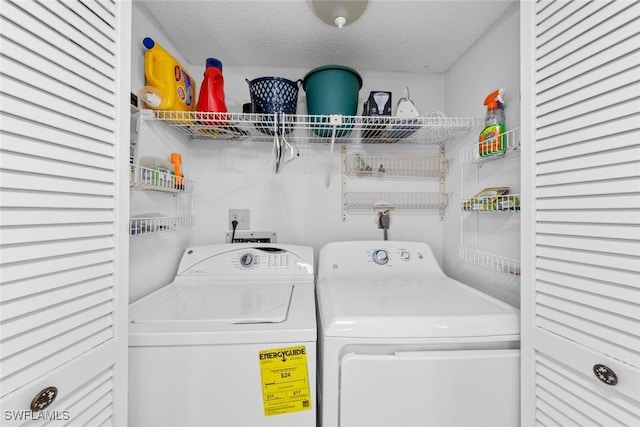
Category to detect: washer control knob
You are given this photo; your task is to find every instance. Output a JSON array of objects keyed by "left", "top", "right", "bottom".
[
  {"left": 373, "top": 249, "right": 389, "bottom": 265},
  {"left": 400, "top": 251, "right": 410, "bottom": 261},
  {"left": 240, "top": 253, "right": 254, "bottom": 267}
]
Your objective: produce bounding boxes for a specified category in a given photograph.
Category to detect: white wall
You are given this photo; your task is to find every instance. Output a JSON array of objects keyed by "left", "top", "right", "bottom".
[
  {"left": 442, "top": 1, "right": 521, "bottom": 308},
  {"left": 129, "top": 2, "right": 194, "bottom": 302},
  {"left": 129, "top": 3, "right": 447, "bottom": 302},
  {"left": 188, "top": 66, "right": 446, "bottom": 252}
]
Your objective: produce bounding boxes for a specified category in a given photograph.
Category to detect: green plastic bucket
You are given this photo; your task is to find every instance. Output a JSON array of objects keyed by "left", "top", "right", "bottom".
[{"left": 303, "top": 65, "right": 362, "bottom": 137}]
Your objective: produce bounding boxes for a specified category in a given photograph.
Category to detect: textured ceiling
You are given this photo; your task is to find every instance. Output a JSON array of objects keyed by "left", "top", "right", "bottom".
[{"left": 137, "top": 0, "right": 514, "bottom": 73}]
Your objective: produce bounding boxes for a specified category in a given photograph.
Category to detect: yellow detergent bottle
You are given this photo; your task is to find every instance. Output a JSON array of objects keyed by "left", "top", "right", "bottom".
[
  {"left": 479, "top": 88, "right": 506, "bottom": 157},
  {"left": 141, "top": 37, "right": 195, "bottom": 111}
]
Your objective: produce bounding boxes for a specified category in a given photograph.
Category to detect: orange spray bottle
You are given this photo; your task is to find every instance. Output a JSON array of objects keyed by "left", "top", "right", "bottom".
[
  {"left": 171, "top": 153, "right": 183, "bottom": 190},
  {"left": 478, "top": 89, "right": 506, "bottom": 157}
]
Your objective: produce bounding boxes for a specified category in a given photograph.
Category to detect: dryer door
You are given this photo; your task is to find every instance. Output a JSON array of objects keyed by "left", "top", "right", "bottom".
[{"left": 339, "top": 349, "right": 520, "bottom": 427}]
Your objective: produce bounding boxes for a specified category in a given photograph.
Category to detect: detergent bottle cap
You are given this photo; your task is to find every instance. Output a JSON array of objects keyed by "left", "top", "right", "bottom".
[
  {"left": 206, "top": 58, "right": 223, "bottom": 71},
  {"left": 143, "top": 37, "right": 155, "bottom": 49},
  {"left": 140, "top": 86, "right": 163, "bottom": 108},
  {"left": 143, "top": 92, "right": 161, "bottom": 107},
  {"left": 484, "top": 88, "right": 505, "bottom": 110}
]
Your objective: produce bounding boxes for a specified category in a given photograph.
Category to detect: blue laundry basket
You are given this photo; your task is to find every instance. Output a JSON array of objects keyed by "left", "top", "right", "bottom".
[{"left": 246, "top": 77, "right": 302, "bottom": 135}]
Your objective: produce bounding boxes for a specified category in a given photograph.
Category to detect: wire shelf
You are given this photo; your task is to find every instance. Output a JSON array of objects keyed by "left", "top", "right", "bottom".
[
  {"left": 129, "top": 216, "right": 195, "bottom": 236},
  {"left": 143, "top": 110, "right": 482, "bottom": 144},
  {"left": 345, "top": 154, "right": 442, "bottom": 178},
  {"left": 460, "top": 194, "right": 521, "bottom": 212},
  {"left": 459, "top": 128, "right": 521, "bottom": 163},
  {"left": 458, "top": 246, "right": 521, "bottom": 276},
  {"left": 130, "top": 165, "right": 195, "bottom": 192},
  {"left": 344, "top": 192, "right": 446, "bottom": 212}
]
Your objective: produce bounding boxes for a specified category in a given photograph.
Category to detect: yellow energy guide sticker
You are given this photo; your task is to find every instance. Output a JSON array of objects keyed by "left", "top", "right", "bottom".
[{"left": 259, "top": 345, "right": 311, "bottom": 416}]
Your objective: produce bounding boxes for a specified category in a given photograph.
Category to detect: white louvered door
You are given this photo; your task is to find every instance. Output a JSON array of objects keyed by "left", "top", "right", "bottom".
[
  {"left": 521, "top": 0, "right": 640, "bottom": 426},
  {"left": 0, "top": 0, "right": 130, "bottom": 425}
]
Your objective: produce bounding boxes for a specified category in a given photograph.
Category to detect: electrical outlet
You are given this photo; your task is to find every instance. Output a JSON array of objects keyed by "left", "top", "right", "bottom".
[{"left": 229, "top": 209, "right": 250, "bottom": 230}]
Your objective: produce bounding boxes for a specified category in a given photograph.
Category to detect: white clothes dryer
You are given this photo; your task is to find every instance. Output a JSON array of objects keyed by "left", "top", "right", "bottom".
[
  {"left": 129, "top": 244, "right": 316, "bottom": 427},
  {"left": 316, "top": 241, "right": 520, "bottom": 427}
]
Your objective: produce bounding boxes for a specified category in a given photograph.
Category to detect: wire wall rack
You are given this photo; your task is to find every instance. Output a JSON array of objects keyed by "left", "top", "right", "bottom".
[
  {"left": 129, "top": 165, "right": 195, "bottom": 236},
  {"left": 459, "top": 128, "right": 521, "bottom": 163},
  {"left": 460, "top": 194, "right": 521, "bottom": 212},
  {"left": 345, "top": 153, "right": 443, "bottom": 178},
  {"left": 344, "top": 192, "right": 446, "bottom": 212},
  {"left": 129, "top": 216, "right": 195, "bottom": 236},
  {"left": 143, "top": 110, "right": 483, "bottom": 145},
  {"left": 458, "top": 246, "right": 521, "bottom": 276},
  {"left": 458, "top": 127, "right": 521, "bottom": 275},
  {"left": 130, "top": 164, "right": 195, "bottom": 192},
  {"left": 341, "top": 146, "right": 448, "bottom": 220}
]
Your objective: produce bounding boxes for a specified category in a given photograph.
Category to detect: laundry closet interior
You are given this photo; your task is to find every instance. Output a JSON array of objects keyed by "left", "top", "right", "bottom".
[
  {"left": 129, "top": 0, "right": 522, "bottom": 305},
  {"left": 127, "top": 1, "right": 522, "bottom": 424}
]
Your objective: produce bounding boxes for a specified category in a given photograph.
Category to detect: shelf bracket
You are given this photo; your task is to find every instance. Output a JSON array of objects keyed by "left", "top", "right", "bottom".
[
  {"left": 342, "top": 146, "right": 347, "bottom": 222},
  {"left": 439, "top": 145, "right": 446, "bottom": 220},
  {"left": 326, "top": 115, "right": 342, "bottom": 188}
]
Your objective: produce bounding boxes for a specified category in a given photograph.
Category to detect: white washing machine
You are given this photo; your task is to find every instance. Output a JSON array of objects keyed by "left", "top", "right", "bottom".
[
  {"left": 316, "top": 241, "right": 520, "bottom": 427},
  {"left": 129, "top": 244, "right": 316, "bottom": 427}
]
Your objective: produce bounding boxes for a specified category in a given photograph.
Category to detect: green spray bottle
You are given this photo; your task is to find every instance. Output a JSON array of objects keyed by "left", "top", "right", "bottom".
[{"left": 479, "top": 89, "right": 506, "bottom": 157}]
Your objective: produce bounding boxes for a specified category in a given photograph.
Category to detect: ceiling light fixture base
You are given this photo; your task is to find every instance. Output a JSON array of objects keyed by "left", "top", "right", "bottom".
[{"left": 310, "top": 0, "right": 369, "bottom": 28}]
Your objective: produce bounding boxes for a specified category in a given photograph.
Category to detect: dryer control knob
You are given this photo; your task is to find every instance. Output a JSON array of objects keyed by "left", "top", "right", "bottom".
[
  {"left": 240, "top": 253, "right": 254, "bottom": 267},
  {"left": 373, "top": 249, "right": 389, "bottom": 265}
]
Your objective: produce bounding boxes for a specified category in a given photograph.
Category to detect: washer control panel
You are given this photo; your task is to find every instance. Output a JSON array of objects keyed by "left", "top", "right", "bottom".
[
  {"left": 235, "top": 249, "right": 295, "bottom": 270},
  {"left": 178, "top": 244, "right": 314, "bottom": 276}
]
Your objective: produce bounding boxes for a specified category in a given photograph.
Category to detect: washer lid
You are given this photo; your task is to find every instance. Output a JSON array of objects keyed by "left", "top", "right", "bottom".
[
  {"left": 317, "top": 277, "right": 520, "bottom": 338},
  {"left": 133, "top": 282, "right": 293, "bottom": 324},
  {"left": 129, "top": 282, "right": 316, "bottom": 346}
]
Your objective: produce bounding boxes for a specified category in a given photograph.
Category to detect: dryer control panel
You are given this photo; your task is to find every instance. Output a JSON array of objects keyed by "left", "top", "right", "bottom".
[
  {"left": 177, "top": 244, "right": 314, "bottom": 276},
  {"left": 367, "top": 247, "right": 422, "bottom": 267},
  {"left": 318, "top": 241, "right": 446, "bottom": 279}
]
